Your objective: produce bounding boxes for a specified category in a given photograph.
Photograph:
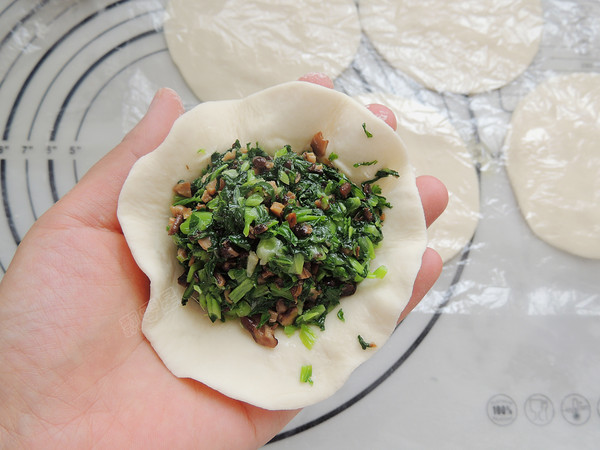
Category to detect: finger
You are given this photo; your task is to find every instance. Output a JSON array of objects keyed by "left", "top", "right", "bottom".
[
  {"left": 297, "top": 72, "right": 335, "bottom": 89},
  {"left": 366, "top": 104, "right": 397, "bottom": 131},
  {"left": 398, "top": 247, "right": 443, "bottom": 324},
  {"left": 416, "top": 175, "right": 448, "bottom": 228},
  {"left": 50, "top": 88, "right": 184, "bottom": 231}
]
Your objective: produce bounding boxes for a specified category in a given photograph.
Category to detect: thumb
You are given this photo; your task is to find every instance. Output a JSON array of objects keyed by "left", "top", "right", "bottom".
[{"left": 51, "top": 88, "right": 184, "bottom": 232}]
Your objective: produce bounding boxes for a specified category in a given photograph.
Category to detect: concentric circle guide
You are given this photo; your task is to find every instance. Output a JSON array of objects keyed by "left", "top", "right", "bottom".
[{"left": 0, "top": 0, "right": 478, "bottom": 440}]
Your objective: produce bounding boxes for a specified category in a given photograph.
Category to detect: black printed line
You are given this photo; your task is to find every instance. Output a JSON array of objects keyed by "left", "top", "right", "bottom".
[
  {"left": 1, "top": 159, "right": 21, "bottom": 245},
  {"left": 2, "top": 0, "right": 137, "bottom": 140},
  {"left": 25, "top": 159, "right": 38, "bottom": 220},
  {"left": 73, "top": 159, "right": 79, "bottom": 183},
  {"left": 47, "top": 159, "right": 59, "bottom": 203},
  {"left": 0, "top": 0, "right": 19, "bottom": 18},
  {"left": 75, "top": 48, "right": 168, "bottom": 140},
  {"left": 0, "top": 0, "right": 51, "bottom": 54},
  {"left": 0, "top": 0, "right": 61, "bottom": 95},
  {"left": 27, "top": 2, "right": 156, "bottom": 140},
  {"left": 49, "top": 29, "right": 160, "bottom": 142}
]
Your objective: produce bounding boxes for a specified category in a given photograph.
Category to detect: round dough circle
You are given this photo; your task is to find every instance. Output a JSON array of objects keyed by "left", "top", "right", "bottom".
[
  {"left": 359, "top": 0, "right": 543, "bottom": 94},
  {"left": 356, "top": 93, "right": 480, "bottom": 261},
  {"left": 164, "top": 0, "right": 361, "bottom": 101},
  {"left": 117, "top": 82, "right": 427, "bottom": 410},
  {"left": 504, "top": 73, "right": 600, "bottom": 259}
]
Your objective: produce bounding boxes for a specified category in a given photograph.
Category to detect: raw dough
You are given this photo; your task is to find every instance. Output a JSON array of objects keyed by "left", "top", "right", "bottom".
[
  {"left": 356, "top": 93, "right": 480, "bottom": 261},
  {"left": 504, "top": 73, "right": 600, "bottom": 259},
  {"left": 164, "top": 0, "right": 361, "bottom": 101},
  {"left": 117, "top": 81, "right": 427, "bottom": 410},
  {"left": 359, "top": 0, "right": 543, "bottom": 94}
]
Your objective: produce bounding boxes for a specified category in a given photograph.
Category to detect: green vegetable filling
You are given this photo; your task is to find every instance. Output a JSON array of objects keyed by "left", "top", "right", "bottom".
[
  {"left": 168, "top": 138, "right": 396, "bottom": 348},
  {"left": 358, "top": 334, "right": 376, "bottom": 350},
  {"left": 300, "top": 365, "right": 314, "bottom": 386}
]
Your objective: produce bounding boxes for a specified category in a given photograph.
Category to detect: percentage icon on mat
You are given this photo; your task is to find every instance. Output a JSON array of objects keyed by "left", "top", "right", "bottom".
[{"left": 487, "top": 394, "right": 517, "bottom": 426}]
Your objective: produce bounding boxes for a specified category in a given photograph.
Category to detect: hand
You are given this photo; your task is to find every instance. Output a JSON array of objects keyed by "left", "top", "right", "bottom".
[{"left": 0, "top": 80, "right": 447, "bottom": 448}]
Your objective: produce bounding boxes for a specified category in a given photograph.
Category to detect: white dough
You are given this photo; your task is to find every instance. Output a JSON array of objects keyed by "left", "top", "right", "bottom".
[
  {"left": 117, "top": 82, "right": 427, "bottom": 410},
  {"left": 504, "top": 73, "right": 600, "bottom": 259},
  {"left": 359, "top": 0, "right": 543, "bottom": 94},
  {"left": 356, "top": 93, "right": 480, "bottom": 262},
  {"left": 164, "top": 0, "right": 361, "bottom": 101}
]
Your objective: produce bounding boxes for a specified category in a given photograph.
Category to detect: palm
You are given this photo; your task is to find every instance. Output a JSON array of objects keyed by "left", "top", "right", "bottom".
[{"left": 0, "top": 185, "right": 294, "bottom": 448}]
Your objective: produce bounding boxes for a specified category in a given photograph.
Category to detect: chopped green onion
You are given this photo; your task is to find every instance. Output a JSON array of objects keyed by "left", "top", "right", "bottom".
[
  {"left": 292, "top": 253, "right": 305, "bottom": 275},
  {"left": 362, "top": 122, "right": 373, "bottom": 138},
  {"left": 229, "top": 279, "right": 254, "bottom": 303},
  {"left": 337, "top": 309, "right": 345, "bottom": 322},
  {"left": 367, "top": 265, "right": 388, "bottom": 279},
  {"left": 206, "top": 295, "right": 222, "bottom": 322},
  {"left": 284, "top": 325, "right": 298, "bottom": 337},
  {"left": 256, "top": 237, "right": 283, "bottom": 264},
  {"left": 300, "top": 324, "right": 317, "bottom": 350},
  {"left": 353, "top": 160, "right": 378, "bottom": 167},
  {"left": 275, "top": 147, "right": 289, "bottom": 158},
  {"left": 300, "top": 364, "right": 313, "bottom": 385},
  {"left": 297, "top": 305, "right": 326, "bottom": 324}
]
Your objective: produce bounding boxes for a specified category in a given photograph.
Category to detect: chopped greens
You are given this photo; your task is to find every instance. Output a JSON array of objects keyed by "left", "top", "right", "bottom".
[
  {"left": 300, "top": 365, "right": 314, "bottom": 386},
  {"left": 353, "top": 160, "right": 378, "bottom": 168},
  {"left": 167, "top": 136, "right": 397, "bottom": 348},
  {"left": 358, "top": 335, "right": 376, "bottom": 350},
  {"left": 337, "top": 309, "right": 345, "bottom": 322},
  {"left": 362, "top": 122, "right": 373, "bottom": 138}
]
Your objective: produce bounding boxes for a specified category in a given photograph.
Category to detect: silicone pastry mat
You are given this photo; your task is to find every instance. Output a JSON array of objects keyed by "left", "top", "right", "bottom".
[{"left": 0, "top": 0, "right": 598, "bottom": 448}]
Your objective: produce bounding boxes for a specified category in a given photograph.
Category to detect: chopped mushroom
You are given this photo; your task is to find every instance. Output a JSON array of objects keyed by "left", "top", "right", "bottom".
[
  {"left": 198, "top": 237, "right": 212, "bottom": 251},
  {"left": 214, "top": 272, "right": 226, "bottom": 288},
  {"left": 303, "top": 152, "right": 317, "bottom": 163},
  {"left": 286, "top": 212, "right": 297, "bottom": 228},
  {"left": 173, "top": 181, "right": 192, "bottom": 197},
  {"left": 290, "top": 282, "right": 303, "bottom": 300},
  {"left": 276, "top": 301, "right": 299, "bottom": 326},
  {"left": 310, "top": 131, "right": 329, "bottom": 157},
  {"left": 219, "top": 240, "right": 240, "bottom": 259},
  {"left": 298, "top": 265, "right": 312, "bottom": 280},
  {"left": 308, "top": 163, "right": 323, "bottom": 174},
  {"left": 252, "top": 156, "right": 274, "bottom": 174},
  {"left": 270, "top": 202, "right": 285, "bottom": 218},
  {"left": 241, "top": 315, "right": 278, "bottom": 348},
  {"left": 168, "top": 215, "right": 184, "bottom": 235},
  {"left": 205, "top": 178, "right": 218, "bottom": 195},
  {"left": 339, "top": 182, "right": 351, "bottom": 199},
  {"left": 293, "top": 223, "right": 313, "bottom": 238},
  {"left": 170, "top": 205, "right": 192, "bottom": 219},
  {"left": 223, "top": 149, "right": 236, "bottom": 161},
  {"left": 201, "top": 189, "right": 213, "bottom": 203}
]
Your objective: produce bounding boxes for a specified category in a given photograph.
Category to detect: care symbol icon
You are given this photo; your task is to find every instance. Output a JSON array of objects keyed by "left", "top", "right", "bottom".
[
  {"left": 524, "top": 394, "right": 554, "bottom": 426},
  {"left": 561, "top": 394, "right": 590, "bottom": 425}
]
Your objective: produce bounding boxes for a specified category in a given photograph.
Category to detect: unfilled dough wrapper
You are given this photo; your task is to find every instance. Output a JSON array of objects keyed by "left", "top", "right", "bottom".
[
  {"left": 359, "top": 0, "right": 543, "bottom": 94},
  {"left": 117, "top": 82, "right": 427, "bottom": 410},
  {"left": 504, "top": 73, "right": 600, "bottom": 259},
  {"left": 164, "top": 0, "right": 361, "bottom": 101}
]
